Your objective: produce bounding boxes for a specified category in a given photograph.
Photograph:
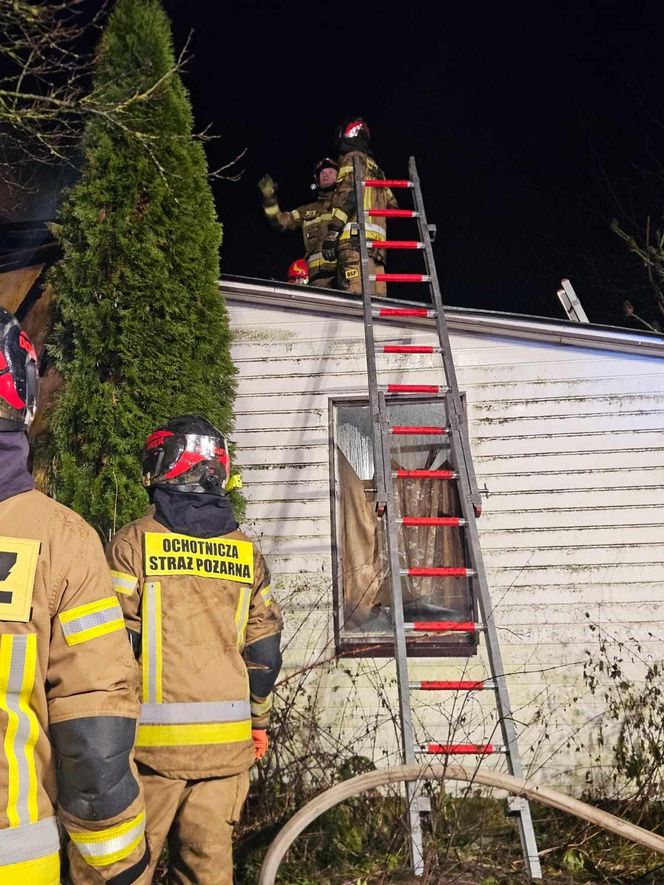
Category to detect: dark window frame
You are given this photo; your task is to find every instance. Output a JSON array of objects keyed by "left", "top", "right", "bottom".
[{"left": 328, "top": 394, "right": 478, "bottom": 659}]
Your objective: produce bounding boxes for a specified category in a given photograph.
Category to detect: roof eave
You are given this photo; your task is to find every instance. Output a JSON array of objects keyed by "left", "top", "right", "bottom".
[{"left": 219, "top": 275, "right": 664, "bottom": 359}]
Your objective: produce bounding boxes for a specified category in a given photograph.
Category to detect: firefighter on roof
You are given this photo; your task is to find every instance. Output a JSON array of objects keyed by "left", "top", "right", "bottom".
[
  {"left": 0, "top": 308, "right": 148, "bottom": 884},
  {"left": 322, "top": 118, "right": 398, "bottom": 296},
  {"left": 288, "top": 258, "right": 309, "bottom": 285},
  {"left": 107, "top": 415, "right": 283, "bottom": 884},
  {"left": 259, "top": 157, "right": 339, "bottom": 287}
]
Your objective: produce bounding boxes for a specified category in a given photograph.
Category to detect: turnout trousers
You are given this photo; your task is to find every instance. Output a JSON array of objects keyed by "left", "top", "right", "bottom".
[
  {"left": 337, "top": 246, "right": 387, "bottom": 297},
  {"left": 139, "top": 765, "right": 250, "bottom": 885}
]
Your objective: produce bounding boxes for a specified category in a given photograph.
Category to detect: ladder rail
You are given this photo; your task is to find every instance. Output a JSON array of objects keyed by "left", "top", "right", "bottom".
[
  {"left": 408, "top": 156, "right": 483, "bottom": 516},
  {"left": 379, "top": 391, "right": 425, "bottom": 875},
  {"left": 354, "top": 156, "right": 387, "bottom": 513}
]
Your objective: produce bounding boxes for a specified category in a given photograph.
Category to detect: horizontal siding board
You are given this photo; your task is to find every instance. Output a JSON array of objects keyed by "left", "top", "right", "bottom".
[
  {"left": 472, "top": 429, "right": 664, "bottom": 457},
  {"left": 476, "top": 447, "right": 664, "bottom": 472}
]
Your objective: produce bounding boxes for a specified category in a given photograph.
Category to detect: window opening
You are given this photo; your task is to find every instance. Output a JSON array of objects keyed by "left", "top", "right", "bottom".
[{"left": 330, "top": 396, "right": 476, "bottom": 657}]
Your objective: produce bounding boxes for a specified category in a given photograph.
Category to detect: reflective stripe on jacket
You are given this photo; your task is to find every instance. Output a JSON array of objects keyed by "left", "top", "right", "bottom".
[{"left": 107, "top": 513, "right": 283, "bottom": 779}]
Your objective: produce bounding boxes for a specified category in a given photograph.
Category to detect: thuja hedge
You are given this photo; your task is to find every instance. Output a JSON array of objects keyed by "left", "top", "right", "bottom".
[{"left": 47, "top": 0, "right": 235, "bottom": 537}]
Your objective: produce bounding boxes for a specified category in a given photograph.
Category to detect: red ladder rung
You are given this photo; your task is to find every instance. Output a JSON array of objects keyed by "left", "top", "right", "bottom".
[
  {"left": 376, "top": 307, "right": 435, "bottom": 318},
  {"left": 411, "top": 680, "right": 488, "bottom": 691},
  {"left": 419, "top": 743, "right": 498, "bottom": 756},
  {"left": 364, "top": 178, "right": 414, "bottom": 188},
  {"left": 404, "top": 620, "right": 478, "bottom": 633},
  {"left": 400, "top": 516, "right": 465, "bottom": 527},
  {"left": 368, "top": 208, "right": 419, "bottom": 218},
  {"left": 372, "top": 273, "right": 431, "bottom": 283},
  {"left": 395, "top": 469, "right": 457, "bottom": 480},
  {"left": 405, "top": 567, "right": 475, "bottom": 578},
  {"left": 370, "top": 240, "right": 424, "bottom": 250},
  {"left": 385, "top": 384, "right": 444, "bottom": 395},
  {"left": 390, "top": 425, "right": 447, "bottom": 435},
  {"left": 382, "top": 345, "right": 439, "bottom": 353}
]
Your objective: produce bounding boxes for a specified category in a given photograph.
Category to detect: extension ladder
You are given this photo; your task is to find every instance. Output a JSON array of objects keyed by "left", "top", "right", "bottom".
[{"left": 352, "top": 155, "right": 542, "bottom": 879}]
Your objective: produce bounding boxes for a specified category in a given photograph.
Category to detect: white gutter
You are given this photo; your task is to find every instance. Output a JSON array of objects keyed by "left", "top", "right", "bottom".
[{"left": 219, "top": 277, "right": 664, "bottom": 359}]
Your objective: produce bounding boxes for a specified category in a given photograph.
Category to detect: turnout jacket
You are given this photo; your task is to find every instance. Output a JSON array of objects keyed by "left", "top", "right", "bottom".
[
  {"left": 328, "top": 151, "right": 398, "bottom": 265},
  {"left": 262, "top": 191, "right": 336, "bottom": 281},
  {"left": 107, "top": 513, "right": 283, "bottom": 780},
  {"left": 0, "top": 489, "right": 147, "bottom": 885}
]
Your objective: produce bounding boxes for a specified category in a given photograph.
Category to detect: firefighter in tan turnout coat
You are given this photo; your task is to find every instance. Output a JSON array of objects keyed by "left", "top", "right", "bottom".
[
  {"left": 322, "top": 118, "right": 398, "bottom": 296},
  {"left": 0, "top": 308, "right": 148, "bottom": 885},
  {"left": 259, "top": 157, "right": 339, "bottom": 287},
  {"left": 108, "top": 415, "right": 283, "bottom": 884}
]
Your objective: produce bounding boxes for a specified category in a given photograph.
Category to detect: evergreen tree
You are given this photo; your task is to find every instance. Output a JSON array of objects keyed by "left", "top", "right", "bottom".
[{"left": 46, "top": 0, "right": 236, "bottom": 538}]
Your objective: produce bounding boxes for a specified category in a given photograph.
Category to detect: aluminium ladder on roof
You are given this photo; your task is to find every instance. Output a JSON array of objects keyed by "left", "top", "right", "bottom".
[{"left": 351, "top": 155, "right": 542, "bottom": 879}]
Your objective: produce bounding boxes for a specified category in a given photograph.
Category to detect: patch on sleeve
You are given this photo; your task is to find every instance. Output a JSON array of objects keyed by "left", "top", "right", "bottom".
[{"left": 0, "top": 536, "right": 40, "bottom": 623}]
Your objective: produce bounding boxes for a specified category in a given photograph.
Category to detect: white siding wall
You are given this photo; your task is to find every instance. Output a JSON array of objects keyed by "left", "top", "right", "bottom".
[{"left": 227, "top": 292, "right": 664, "bottom": 790}]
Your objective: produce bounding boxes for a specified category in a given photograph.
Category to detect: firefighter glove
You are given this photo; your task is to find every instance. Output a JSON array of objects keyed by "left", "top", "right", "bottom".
[
  {"left": 322, "top": 231, "right": 339, "bottom": 261},
  {"left": 252, "top": 728, "right": 269, "bottom": 761},
  {"left": 258, "top": 174, "right": 276, "bottom": 201}
]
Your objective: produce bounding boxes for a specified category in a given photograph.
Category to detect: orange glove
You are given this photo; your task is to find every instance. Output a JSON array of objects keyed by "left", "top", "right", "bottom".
[{"left": 252, "top": 728, "right": 269, "bottom": 761}]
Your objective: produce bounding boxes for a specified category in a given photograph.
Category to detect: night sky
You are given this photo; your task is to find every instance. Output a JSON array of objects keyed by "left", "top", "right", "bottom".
[{"left": 161, "top": 0, "right": 664, "bottom": 327}]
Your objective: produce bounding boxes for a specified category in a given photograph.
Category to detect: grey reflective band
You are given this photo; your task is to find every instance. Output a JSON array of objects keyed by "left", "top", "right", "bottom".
[
  {"left": 0, "top": 816, "right": 60, "bottom": 864},
  {"left": 60, "top": 606, "right": 120, "bottom": 641},
  {"left": 5, "top": 635, "right": 34, "bottom": 825},
  {"left": 235, "top": 586, "right": 251, "bottom": 649},
  {"left": 307, "top": 252, "right": 336, "bottom": 268},
  {"left": 71, "top": 813, "right": 145, "bottom": 862},
  {"left": 140, "top": 700, "right": 250, "bottom": 724},
  {"left": 144, "top": 582, "right": 159, "bottom": 704},
  {"left": 341, "top": 221, "right": 385, "bottom": 238}
]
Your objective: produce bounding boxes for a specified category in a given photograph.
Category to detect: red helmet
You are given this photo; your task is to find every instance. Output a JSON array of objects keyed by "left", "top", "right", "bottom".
[
  {"left": 142, "top": 415, "right": 230, "bottom": 495},
  {"left": 0, "top": 308, "right": 38, "bottom": 432},
  {"left": 288, "top": 258, "right": 309, "bottom": 285}
]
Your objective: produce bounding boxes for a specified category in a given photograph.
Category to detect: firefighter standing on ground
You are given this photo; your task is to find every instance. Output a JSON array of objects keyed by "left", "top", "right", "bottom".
[
  {"left": 322, "top": 118, "right": 398, "bottom": 296},
  {"left": 107, "top": 415, "right": 283, "bottom": 884},
  {"left": 259, "top": 158, "right": 339, "bottom": 287},
  {"left": 0, "top": 308, "right": 148, "bottom": 884}
]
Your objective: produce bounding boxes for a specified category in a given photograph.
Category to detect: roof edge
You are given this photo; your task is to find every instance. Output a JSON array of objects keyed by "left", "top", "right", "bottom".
[{"left": 219, "top": 275, "right": 664, "bottom": 359}]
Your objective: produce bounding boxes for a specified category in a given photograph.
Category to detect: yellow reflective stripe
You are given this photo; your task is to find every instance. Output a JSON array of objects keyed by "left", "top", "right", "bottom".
[
  {"left": 260, "top": 585, "right": 273, "bottom": 607},
  {"left": 0, "top": 636, "right": 20, "bottom": 827},
  {"left": 364, "top": 180, "right": 372, "bottom": 211},
  {"left": 331, "top": 207, "right": 348, "bottom": 224},
  {"left": 58, "top": 597, "right": 119, "bottom": 624},
  {"left": 0, "top": 852, "right": 59, "bottom": 885},
  {"left": 339, "top": 227, "right": 385, "bottom": 242},
  {"left": 0, "top": 635, "right": 39, "bottom": 828},
  {"left": 69, "top": 811, "right": 145, "bottom": 867},
  {"left": 291, "top": 209, "right": 301, "bottom": 222},
  {"left": 110, "top": 570, "right": 138, "bottom": 596},
  {"left": 337, "top": 165, "right": 353, "bottom": 177},
  {"left": 234, "top": 586, "right": 251, "bottom": 649},
  {"left": 19, "top": 636, "right": 38, "bottom": 823},
  {"left": 137, "top": 720, "right": 251, "bottom": 747},
  {"left": 142, "top": 582, "right": 162, "bottom": 704},
  {"left": 251, "top": 694, "right": 273, "bottom": 717},
  {"left": 58, "top": 597, "right": 124, "bottom": 647},
  {"left": 264, "top": 204, "right": 279, "bottom": 216}
]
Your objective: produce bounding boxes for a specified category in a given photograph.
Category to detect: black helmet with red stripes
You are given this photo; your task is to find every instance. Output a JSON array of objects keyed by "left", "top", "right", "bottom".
[
  {"left": 141, "top": 415, "right": 230, "bottom": 495},
  {"left": 336, "top": 117, "right": 371, "bottom": 153},
  {"left": 0, "top": 308, "right": 38, "bottom": 432}
]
